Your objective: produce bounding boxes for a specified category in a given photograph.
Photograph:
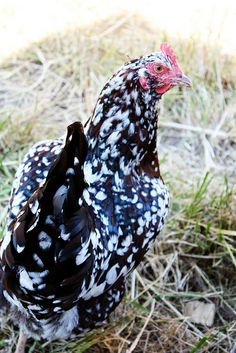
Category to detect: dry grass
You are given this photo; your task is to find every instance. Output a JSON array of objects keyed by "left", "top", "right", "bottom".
[{"left": 0, "top": 14, "right": 236, "bottom": 353}]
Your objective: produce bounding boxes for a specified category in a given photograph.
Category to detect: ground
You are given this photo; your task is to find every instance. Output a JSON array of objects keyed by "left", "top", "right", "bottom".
[{"left": 0, "top": 14, "right": 236, "bottom": 353}]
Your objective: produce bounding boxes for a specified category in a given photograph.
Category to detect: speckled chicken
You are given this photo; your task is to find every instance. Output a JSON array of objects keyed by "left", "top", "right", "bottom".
[{"left": 0, "top": 43, "right": 191, "bottom": 353}]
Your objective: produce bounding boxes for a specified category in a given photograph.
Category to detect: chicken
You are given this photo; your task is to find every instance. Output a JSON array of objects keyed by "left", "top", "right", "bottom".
[{"left": 0, "top": 43, "right": 191, "bottom": 353}]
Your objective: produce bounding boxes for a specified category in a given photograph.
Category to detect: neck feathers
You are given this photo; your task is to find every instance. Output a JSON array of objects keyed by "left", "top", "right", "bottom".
[{"left": 85, "top": 68, "right": 161, "bottom": 177}]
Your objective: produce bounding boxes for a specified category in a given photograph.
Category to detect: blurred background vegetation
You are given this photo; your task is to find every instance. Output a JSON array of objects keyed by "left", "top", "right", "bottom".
[{"left": 0, "top": 1, "right": 235, "bottom": 352}]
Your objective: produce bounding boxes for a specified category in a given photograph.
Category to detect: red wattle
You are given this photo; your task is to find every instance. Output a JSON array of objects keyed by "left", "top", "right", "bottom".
[{"left": 155, "top": 83, "right": 172, "bottom": 94}]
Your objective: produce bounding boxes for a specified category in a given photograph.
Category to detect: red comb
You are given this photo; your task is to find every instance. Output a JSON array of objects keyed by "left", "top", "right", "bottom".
[
  {"left": 160, "top": 43, "right": 181, "bottom": 72},
  {"left": 160, "top": 43, "right": 177, "bottom": 63}
]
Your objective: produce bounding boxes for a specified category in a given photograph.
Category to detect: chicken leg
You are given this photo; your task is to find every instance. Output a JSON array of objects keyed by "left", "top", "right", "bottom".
[
  {"left": 230, "top": 345, "right": 236, "bottom": 353},
  {"left": 15, "top": 330, "right": 27, "bottom": 353}
]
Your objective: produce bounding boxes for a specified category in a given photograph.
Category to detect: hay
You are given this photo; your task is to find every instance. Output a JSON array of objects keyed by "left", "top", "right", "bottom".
[{"left": 0, "top": 14, "right": 235, "bottom": 353}]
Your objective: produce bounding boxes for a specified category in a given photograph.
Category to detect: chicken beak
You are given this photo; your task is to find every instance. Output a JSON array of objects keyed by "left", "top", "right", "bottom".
[{"left": 177, "top": 74, "right": 192, "bottom": 87}]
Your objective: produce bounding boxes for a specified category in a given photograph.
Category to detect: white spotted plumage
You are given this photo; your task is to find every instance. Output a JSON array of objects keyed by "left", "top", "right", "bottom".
[{"left": 0, "top": 45, "right": 191, "bottom": 350}]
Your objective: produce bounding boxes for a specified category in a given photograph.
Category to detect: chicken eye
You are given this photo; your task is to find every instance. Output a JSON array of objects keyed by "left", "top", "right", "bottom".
[{"left": 155, "top": 65, "right": 163, "bottom": 72}]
